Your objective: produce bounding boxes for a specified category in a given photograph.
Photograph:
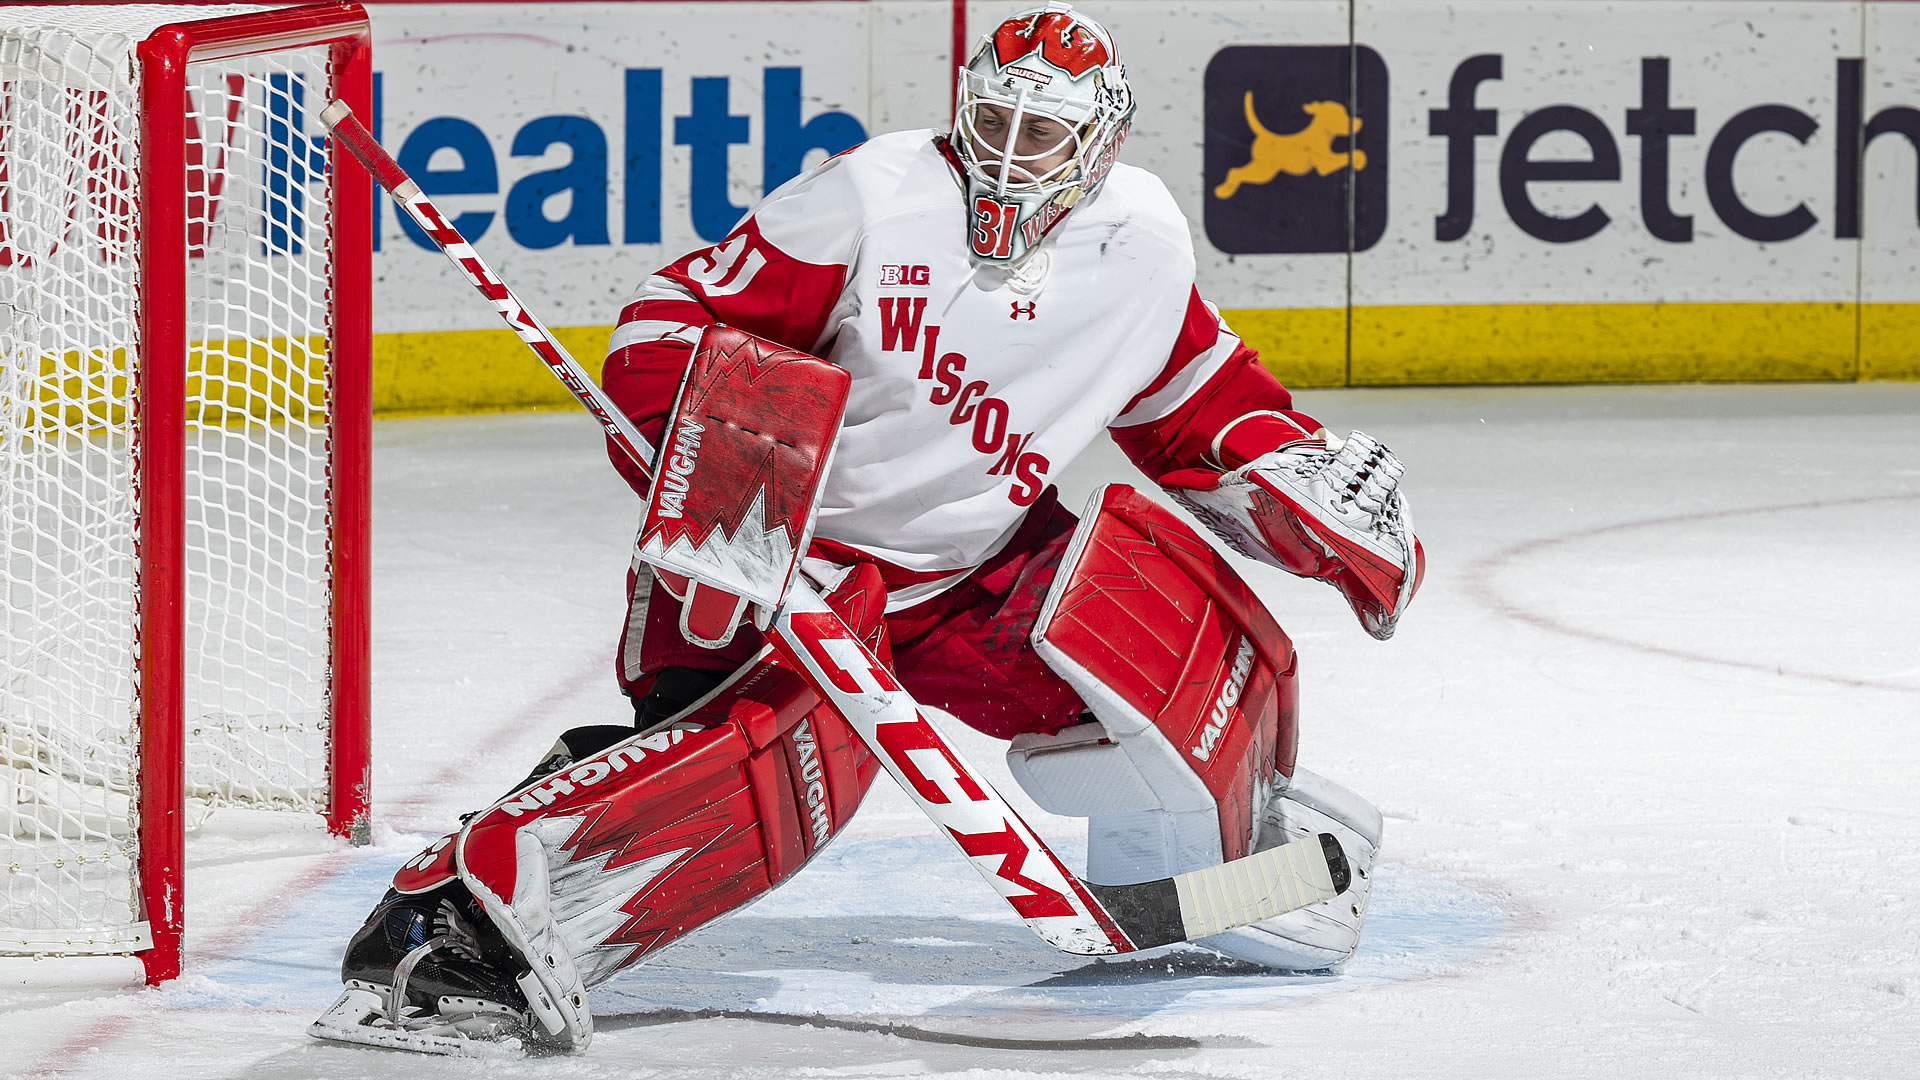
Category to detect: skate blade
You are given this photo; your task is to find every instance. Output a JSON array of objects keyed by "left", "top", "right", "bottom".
[{"left": 308, "top": 986, "right": 527, "bottom": 1057}]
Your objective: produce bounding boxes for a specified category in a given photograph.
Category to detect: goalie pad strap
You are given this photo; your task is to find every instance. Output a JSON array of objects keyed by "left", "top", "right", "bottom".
[{"left": 1021, "top": 485, "right": 1298, "bottom": 882}]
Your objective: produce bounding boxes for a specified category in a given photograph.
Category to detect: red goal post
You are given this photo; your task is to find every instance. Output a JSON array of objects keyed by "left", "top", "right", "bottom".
[{"left": 0, "top": 2, "right": 372, "bottom": 984}]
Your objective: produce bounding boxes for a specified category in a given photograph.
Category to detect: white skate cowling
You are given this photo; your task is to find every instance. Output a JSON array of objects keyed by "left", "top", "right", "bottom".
[{"left": 1195, "top": 768, "right": 1383, "bottom": 970}]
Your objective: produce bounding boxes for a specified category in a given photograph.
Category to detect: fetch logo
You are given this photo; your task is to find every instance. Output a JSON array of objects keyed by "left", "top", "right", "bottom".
[
  {"left": 1203, "top": 45, "right": 1389, "bottom": 254},
  {"left": 1426, "top": 56, "right": 1920, "bottom": 244},
  {"left": 1191, "top": 637, "right": 1256, "bottom": 763},
  {"left": 652, "top": 414, "right": 705, "bottom": 519}
]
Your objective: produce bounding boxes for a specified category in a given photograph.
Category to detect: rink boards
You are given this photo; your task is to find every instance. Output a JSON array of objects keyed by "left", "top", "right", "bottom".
[{"left": 349, "top": 0, "right": 1920, "bottom": 406}]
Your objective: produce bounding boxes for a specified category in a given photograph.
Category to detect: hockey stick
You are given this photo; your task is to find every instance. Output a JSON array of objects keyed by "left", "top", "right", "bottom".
[{"left": 320, "top": 100, "right": 1348, "bottom": 955}]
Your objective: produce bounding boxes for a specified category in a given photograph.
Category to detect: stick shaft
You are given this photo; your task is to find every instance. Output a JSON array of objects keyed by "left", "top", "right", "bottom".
[
  {"left": 319, "top": 100, "right": 654, "bottom": 478},
  {"left": 768, "top": 587, "right": 1132, "bottom": 952}
]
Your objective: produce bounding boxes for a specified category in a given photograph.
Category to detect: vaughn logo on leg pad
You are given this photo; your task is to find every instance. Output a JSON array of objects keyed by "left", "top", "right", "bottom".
[
  {"left": 1192, "top": 637, "right": 1256, "bottom": 763},
  {"left": 652, "top": 415, "right": 705, "bottom": 520},
  {"left": 498, "top": 726, "right": 693, "bottom": 817},
  {"left": 790, "top": 719, "right": 833, "bottom": 843}
]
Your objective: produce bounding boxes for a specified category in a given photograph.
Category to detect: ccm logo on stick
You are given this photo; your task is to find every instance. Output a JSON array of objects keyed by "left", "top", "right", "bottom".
[{"left": 788, "top": 611, "right": 900, "bottom": 695}]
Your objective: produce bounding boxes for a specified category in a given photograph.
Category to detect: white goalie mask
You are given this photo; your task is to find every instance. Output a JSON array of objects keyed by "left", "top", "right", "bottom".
[{"left": 951, "top": 3, "right": 1134, "bottom": 267}]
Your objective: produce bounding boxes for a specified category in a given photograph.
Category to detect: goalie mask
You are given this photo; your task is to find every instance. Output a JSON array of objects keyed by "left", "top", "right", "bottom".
[{"left": 952, "top": 3, "right": 1134, "bottom": 267}]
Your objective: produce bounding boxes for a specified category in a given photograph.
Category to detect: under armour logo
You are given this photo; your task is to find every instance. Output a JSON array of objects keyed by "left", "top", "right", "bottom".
[{"left": 1010, "top": 301, "right": 1037, "bottom": 320}]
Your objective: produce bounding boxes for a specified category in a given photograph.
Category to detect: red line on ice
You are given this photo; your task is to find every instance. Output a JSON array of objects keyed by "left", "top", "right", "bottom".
[
  {"left": 1466, "top": 491, "right": 1920, "bottom": 693},
  {"left": 16, "top": 657, "right": 608, "bottom": 1076}
]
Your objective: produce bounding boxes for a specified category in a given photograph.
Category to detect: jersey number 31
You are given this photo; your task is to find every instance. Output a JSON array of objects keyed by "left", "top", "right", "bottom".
[{"left": 971, "top": 197, "right": 1019, "bottom": 260}]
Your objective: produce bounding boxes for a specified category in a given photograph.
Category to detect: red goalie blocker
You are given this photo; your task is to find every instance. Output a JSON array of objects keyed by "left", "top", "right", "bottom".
[
  {"left": 639, "top": 326, "right": 851, "bottom": 648},
  {"left": 392, "top": 566, "right": 890, "bottom": 993}
]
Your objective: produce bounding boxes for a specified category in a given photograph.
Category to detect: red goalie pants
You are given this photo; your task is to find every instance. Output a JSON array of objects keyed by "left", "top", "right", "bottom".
[{"left": 620, "top": 488, "right": 1087, "bottom": 739}]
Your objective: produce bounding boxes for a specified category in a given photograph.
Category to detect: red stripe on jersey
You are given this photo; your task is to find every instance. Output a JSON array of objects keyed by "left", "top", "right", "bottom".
[
  {"left": 603, "top": 338, "right": 695, "bottom": 495},
  {"left": 1109, "top": 349, "right": 1319, "bottom": 483},
  {"left": 658, "top": 217, "right": 848, "bottom": 354},
  {"left": 1116, "top": 287, "right": 1221, "bottom": 419},
  {"left": 933, "top": 134, "right": 967, "bottom": 180}
]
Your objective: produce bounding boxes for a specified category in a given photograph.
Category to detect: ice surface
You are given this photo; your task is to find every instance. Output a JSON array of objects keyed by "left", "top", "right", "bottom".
[{"left": 3, "top": 384, "right": 1916, "bottom": 1078}]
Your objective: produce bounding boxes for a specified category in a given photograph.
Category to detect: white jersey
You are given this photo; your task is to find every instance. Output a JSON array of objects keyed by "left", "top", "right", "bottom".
[{"left": 609, "top": 130, "right": 1246, "bottom": 576}]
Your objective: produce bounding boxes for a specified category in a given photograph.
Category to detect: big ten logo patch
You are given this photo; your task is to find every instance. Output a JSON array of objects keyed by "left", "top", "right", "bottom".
[
  {"left": 875, "top": 294, "right": 1050, "bottom": 506},
  {"left": 1203, "top": 45, "right": 1389, "bottom": 255},
  {"left": 880, "top": 263, "right": 930, "bottom": 286}
]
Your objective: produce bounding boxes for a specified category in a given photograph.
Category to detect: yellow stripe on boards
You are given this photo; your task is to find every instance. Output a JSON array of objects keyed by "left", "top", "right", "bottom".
[
  {"left": 1223, "top": 302, "right": 1920, "bottom": 388},
  {"left": 6, "top": 339, "right": 331, "bottom": 432},
  {"left": 371, "top": 325, "right": 615, "bottom": 416},
  {"left": 1219, "top": 307, "right": 1348, "bottom": 389},
  {"left": 1861, "top": 304, "right": 1920, "bottom": 381},
  {"left": 189, "top": 336, "right": 331, "bottom": 425},
  {"left": 342, "top": 301, "right": 1920, "bottom": 420},
  {"left": 8, "top": 348, "right": 138, "bottom": 431},
  {"left": 1351, "top": 302, "right": 1859, "bottom": 385}
]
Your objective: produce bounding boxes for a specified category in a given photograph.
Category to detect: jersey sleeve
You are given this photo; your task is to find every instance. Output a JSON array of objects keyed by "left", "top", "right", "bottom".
[
  {"left": 1107, "top": 289, "right": 1323, "bottom": 484},
  {"left": 601, "top": 158, "right": 859, "bottom": 494}
]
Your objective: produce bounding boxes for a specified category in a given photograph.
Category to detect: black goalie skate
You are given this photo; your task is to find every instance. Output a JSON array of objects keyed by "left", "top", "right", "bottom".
[{"left": 310, "top": 882, "right": 541, "bottom": 1055}]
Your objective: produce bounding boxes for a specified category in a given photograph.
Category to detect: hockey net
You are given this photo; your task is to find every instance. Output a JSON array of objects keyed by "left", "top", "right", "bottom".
[{"left": 0, "top": 3, "right": 371, "bottom": 981}]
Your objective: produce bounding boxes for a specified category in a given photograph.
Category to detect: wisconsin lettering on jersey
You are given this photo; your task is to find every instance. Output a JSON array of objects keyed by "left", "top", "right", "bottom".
[{"left": 877, "top": 294, "right": 1050, "bottom": 506}]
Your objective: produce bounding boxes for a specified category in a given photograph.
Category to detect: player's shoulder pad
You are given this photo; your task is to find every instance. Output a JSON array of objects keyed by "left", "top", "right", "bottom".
[
  {"left": 1070, "top": 163, "right": 1195, "bottom": 270},
  {"left": 755, "top": 129, "right": 948, "bottom": 265}
]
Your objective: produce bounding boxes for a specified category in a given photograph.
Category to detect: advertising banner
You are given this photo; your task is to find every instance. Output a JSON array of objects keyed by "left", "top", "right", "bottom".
[
  {"left": 356, "top": 0, "right": 1917, "bottom": 410},
  {"left": 364, "top": 0, "right": 947, "bottom": 410}
]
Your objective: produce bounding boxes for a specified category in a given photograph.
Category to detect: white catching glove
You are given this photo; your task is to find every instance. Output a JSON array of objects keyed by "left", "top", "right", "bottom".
[{"left": 1162, "top": 430, "right": 1425, "bottom": 640}]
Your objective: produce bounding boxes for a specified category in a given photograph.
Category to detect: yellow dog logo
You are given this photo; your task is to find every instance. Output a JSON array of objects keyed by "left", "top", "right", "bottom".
[{"left": 1215, "top": 94, "right": 1366, "bottom": 199}]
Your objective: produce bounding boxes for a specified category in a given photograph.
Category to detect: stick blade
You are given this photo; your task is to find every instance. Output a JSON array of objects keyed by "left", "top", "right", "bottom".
[
  {"left": 1085, "top": 832, "right": 1348, "bottom": 950},
  {"left": 1174, "top": 831, "right": 1346, "bottom": 941}
]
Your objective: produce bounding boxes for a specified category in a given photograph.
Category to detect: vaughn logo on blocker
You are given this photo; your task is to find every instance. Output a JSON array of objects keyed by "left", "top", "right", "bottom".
[{"left": 1204, "top": 44, "right": 1389, "bottom": 254}]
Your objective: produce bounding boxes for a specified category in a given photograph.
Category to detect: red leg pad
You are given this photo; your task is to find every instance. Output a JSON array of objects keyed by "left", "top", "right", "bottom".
[
  {"left": 1031, "top": 485, "right": 1298, "bottom": 861},
  {"left": 446, "top": 565, "right": 888, "bottom": 989}
]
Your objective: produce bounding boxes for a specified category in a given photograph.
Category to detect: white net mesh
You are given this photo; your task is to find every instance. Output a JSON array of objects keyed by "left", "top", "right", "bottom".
[{"left": 1, "top": 5, "right": 341, "bottom": 955}]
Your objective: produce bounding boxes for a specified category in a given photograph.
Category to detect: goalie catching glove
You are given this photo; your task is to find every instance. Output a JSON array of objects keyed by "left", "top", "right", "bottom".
[{"left": 1162, "top": 428, "right": 1425, "bottom": 640}]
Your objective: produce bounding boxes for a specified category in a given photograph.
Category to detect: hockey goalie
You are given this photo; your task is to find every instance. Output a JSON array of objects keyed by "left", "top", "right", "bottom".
[{"left": 313, "top": 2, "right": 1422, "bottom": 1055}]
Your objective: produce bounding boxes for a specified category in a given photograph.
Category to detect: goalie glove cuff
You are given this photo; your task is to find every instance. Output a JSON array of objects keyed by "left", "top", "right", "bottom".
[{"left": 1206, "top": 409, "right": 1320, "bottom": 471}]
